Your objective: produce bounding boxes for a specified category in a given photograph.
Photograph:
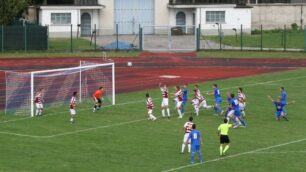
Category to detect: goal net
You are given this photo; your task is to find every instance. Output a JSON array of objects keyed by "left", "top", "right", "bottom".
[{"left": 5, "top": 61, "right": 115, "bottom": 116}]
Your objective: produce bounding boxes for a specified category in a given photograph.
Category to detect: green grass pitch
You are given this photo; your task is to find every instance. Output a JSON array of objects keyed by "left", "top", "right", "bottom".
[{"left": 0, "top": 69, "right": 306, "bottom": 172}]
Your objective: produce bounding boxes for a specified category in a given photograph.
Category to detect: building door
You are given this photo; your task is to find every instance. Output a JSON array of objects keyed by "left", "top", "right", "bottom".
[
  {"left": 115, "top": 0, "right": 154, "bottom": 34},
  {"left": 176, "top": 12, "right": 186, "bottom": 26},
  {"left": 81, "top": 13, "right": 91, "bottom": 36}
]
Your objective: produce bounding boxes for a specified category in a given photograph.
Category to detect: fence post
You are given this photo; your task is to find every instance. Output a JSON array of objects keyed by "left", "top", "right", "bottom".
[
  {"left": 197, "top": 24, "right": 201, "bottom": 51},
  {"left": 219, "top": 24, "right": 222, "bottom": 50},
  {"left": 70, "top": 24, "right": 73, "bottom": 52},
  {"left": 94, "top": 24, "right": 97, "bottom": 51},
  {"left": 1, "top": 25, "right": 3, "bottom": 53},
  {"left": 24, "top": 25, "right": 27, "bottom": 52},
  {"left": 47, "top": 25, "right": 49, "bottom": 50},
  {"left": 260, "top": 25, "right": 263, "bottom": 51},
  {"left": 284, "top": 25, "right": 287, "bottom": 51},
  {"left": 116, "top": 24, "right": 119, "bottom": 51},
  {"left": 139, "top": 27, "right": 143, "bottom": 51},
  {"left": 240, "top": 24, "right": 243, "bottom": 51},
  {"left": 304, "top": 25, "right": 306, "bottom": 51}
]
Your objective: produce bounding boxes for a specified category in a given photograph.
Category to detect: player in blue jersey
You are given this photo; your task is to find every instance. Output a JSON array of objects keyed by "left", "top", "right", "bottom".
[
  {"left": 267, "top": 95, "right": 295, "bottom": 121},
  {"left": 186, "top": 124, "right": 203, "bottom": 164},
  {"left": 224, "top": 91, "right": 232, "bottom": 119},
  {"left": 280, "top": 87, "right": 287, "bottom": 115},
  {"left": 207, "top": 84, "right": 223, "bottom": 116},
  {"left": 181, "top": 84, "right": 188, "bottom": 116},
  {"left": 227, "top": 93, "right": 246, "bottom": 128}
]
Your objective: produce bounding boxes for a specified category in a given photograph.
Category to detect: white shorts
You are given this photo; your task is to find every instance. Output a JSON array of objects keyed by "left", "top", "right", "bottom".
[
  {"left": 176, "top": 101, "right": 183, "bottom": 108},
  {"left": 239, "top": 102, "right": 246, "bottom": 111},
  {"left": 70, "top": 109, "right": 76, "bottom": 116},
  {"left": 227, "top": 110, "right": 235, "bottom": 118},
  {"left": 183, "top": 133, "right": 191, "bottom": 143},
  {"left": 199, "top": 100, "right": 208, "bottom": 108},
  {"left": 161, "top": 98, "right": 169, "bottom": 107},
  {"left": 148, "top": 109, "right": 153, "bottom": 114},
  {"left": 36, "top": 103, "right": 43, "bottom": 109}
]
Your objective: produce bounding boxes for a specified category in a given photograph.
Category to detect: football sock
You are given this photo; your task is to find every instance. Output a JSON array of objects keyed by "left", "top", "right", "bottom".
[
  {"left": 223, "top": 145, "right": 229, "bottom": 154},
  {"left": 199, "top": 151, "right": 203, "bottom": 162},
  {"left": 177, "top": 110, "right": 182, "bottom": 117},
  {"left": 167, "top": 108, "right": 170, "bottom": 117},
  {"left": 181, "top": 105, "right": 185, "bottom": 114},
  {"left": 181, "top": 144, "right": 185, "bottom": 153},
  {"left": 220, "top": 145, "right": 223, "bottom": 155},
  {"left": 191, "top": 152, "right": 195, "bottom": 163},
  {"left": 39, "top": 109, "right": 42, "bottom": 115},
  {"left": 188, "top": 144, "right": 191, "bottom": 153},
  {"left": 162, "top": 109, "right": 165, "bottom": 117},
  {"left": 195, "top": 108, "right": 199, "bottom": 116},
  {"left": 36, "top": 110, "right": 39, "bottom": 116}
]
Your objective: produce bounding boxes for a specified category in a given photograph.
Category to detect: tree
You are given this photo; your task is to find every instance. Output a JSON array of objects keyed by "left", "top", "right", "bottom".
[{"left": 0, "top": 0, "right": 43, "bottom": 25}]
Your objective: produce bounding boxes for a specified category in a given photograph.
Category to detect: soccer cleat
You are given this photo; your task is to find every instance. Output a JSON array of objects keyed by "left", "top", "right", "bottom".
[
  {"left": 233, "top": 125, "right": 239, "bottom": 129},
  {"left": 178, "top": 116, "right": 183, "bottom": 119},
  {"left": 93, "top": 108, "right": 96, "bottom": 112}
]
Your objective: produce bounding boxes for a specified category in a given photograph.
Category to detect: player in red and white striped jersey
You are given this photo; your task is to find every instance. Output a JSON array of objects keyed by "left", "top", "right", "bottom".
[
  {"left": 159, "top": 83, "right": 170, "bottom": 118},
  {"left": 174, "top": 86, "right": 183, "bottom": 118},
  {"left": 70, "top": 91, "right": 78, "bottom": 123},
  {"left": 146, "top": 93, "right": 156, "bottom": 121},
  {"left": 181, "top": 117, "right": 194, "bottom": 153},
  {"left": 194, "top": 85, "right": 213, "bottom": 114},
  {"left": 34, "top": 88, "right": 44, "bottom": 116},
  {"left": 238, "top": 87, "right": 246, "bottom": 117}
]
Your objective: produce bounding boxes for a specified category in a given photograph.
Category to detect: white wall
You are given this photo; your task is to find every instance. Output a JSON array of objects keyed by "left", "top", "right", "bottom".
[
  {"left": 199, "top": 6, "right": 251, "bottom": 35},
  {"left": 40, "top": 9, "right": 79, "bottom": 34},
  {"left": 155, "top": 0, "right": 170, "bottom": 26},
  {"left": 98, "top": 0, "right": 114, "bottom": 34}
]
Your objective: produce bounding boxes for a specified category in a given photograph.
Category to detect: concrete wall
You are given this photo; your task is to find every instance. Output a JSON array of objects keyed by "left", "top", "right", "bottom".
[
  {"left": 98, "top": 0, "right": 114, "bottom": 34},
  {"left": 251, "top": 4, "right": 306, "bottom": 29},
  {"left": 155, "top": 0, "right": 170, "bottom": 26}
]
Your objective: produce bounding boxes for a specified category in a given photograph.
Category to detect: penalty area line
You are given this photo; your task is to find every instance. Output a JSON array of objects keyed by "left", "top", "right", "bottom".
[{"left": 161, "top": 137, "right": 306, "bottom": 172}]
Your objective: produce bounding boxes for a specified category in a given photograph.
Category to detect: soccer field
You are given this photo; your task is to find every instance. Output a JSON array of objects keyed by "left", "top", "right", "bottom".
[{"left": 0, "top": 69, "right": 306, "bottom": 172}]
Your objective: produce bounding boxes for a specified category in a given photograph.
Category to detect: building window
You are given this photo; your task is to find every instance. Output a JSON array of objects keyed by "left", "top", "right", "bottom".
[
  {"left": 206, "top": 11, "right": 225, "bottom": 23},
  {"left": 176, "top": 12, "right": 186, "bottom": 26},
  {"left": 51, "top": 13, "right": 71, "bottom": 25}
]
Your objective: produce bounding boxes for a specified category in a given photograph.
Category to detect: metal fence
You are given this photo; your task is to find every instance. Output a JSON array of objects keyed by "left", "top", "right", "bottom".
[
  {"left": 1, "top": 24, "right": 306, "bottom": 52},
  {"left": 0, "top": 25, "right": 48, "bottom": 51}
]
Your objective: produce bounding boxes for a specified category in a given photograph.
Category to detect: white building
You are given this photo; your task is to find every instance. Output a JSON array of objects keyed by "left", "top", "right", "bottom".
[{"left": 29, "top": 0, "right": 252, "bottom": 37}]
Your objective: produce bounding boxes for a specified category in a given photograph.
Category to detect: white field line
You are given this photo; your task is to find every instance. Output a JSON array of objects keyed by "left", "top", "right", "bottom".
[
  {"left": 161, "top": 138, "right": 306, "bottom": 172},
  {"left": 0, "top": 74, "right": 305, "bottom": 137},
  {"left": 251, "top": 151, "right": 306, "bottom": 154}
]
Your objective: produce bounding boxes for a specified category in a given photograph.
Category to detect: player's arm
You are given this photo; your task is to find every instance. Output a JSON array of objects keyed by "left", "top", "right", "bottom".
[
  {"left": 217, "top": 126, "right": 221, "bottom": 136},
  {"left": 286, "top": 100, "right": 296, "bottom": 105},
  {"left": 267, "top": 95, "right": 274, "bottom": 102}
]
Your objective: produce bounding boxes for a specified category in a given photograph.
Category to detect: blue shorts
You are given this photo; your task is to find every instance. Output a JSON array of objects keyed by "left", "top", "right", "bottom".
[
  {"left": 191, "top": 144, "right": 201, "bottom": 152},
  {"left": 275, "top": 111, "right": 283, "bottom": 118},
  {"left": 234, "top": 110, "right": 241, "bottom": 117},
  {"left": 215, "top": 97, "right": 222, "bottom": 105}
]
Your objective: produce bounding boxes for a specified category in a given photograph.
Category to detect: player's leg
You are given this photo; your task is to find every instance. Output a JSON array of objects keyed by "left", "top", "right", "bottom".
[
  {"left": 93, "top": 98, "right": 98, "bottom": 112},
  {"left": 181, "top": 101, "right": 186, "bottom": 116},
  {"left": 148, "top": 109, "right": 156, "bottom": 121},
  {"left": 281, "top": 111, "right": 289, "bottom": 121},
  {"left": 223, "top": 143, "right": 230, "bottom": 155},
  {"left": 177, "top": 102, "right": 183, "bottom": 118},
  {"left": 39, "top": 104, "right": 43, "bottom": 116},
  {"left": 97, "top": 98, "right": 102, "bottom": 110},
  {"left": 201, "top": 100, "right": 213, "bottom": 109},
  {"left": 190, "top": 145, "right": 195, "bottom": 164},
  {"left": 194, "top": 105, "right": 199, "bottom": 116},
  {"left": 219, "top": 135, "right": 224, "bottom": 156},
  {"left": 35, "top": 103, "right": 39, "bottom": 116},
  {"left": 161, "top": 105, "right": 165, "bottom": 118},
  {"left": 197, "top": 145, "right": 203, "bottom": 163},
  {"left": 70, "top": 109, "right": 76, "bottom": 123},
  {"left": 181, "top": 134, "right": 188, "bottom": 153}
]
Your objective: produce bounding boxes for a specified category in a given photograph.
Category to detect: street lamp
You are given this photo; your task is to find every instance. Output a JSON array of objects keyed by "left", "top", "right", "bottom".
[{"left": 232, "top": 28, "right": 237, "bottom": 42}]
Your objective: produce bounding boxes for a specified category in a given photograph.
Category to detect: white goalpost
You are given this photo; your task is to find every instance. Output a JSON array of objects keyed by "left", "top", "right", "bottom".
[{"left": 5, "top": 61, "right": 115, "bottom": 117}]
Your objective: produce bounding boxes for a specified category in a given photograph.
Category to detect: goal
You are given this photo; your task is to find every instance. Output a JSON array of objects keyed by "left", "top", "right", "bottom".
[{"left": 5, "top": 61, "right": 115, "bottom": 117}]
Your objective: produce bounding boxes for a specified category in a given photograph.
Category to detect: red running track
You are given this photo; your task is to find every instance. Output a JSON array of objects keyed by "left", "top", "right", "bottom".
[{"left": 0, "top": 52, "right": 304, "bottom": 109}]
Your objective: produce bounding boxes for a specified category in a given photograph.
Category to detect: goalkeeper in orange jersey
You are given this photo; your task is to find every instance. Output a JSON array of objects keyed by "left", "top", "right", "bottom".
[{"left": 93, "top": 86, "right": 104, "bottom": 112}]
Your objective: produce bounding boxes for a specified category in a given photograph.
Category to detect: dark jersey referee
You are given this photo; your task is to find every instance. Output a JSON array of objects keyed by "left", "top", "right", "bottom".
[{"left": 218, "top": 119, "right": 233, "bottom": 156}]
